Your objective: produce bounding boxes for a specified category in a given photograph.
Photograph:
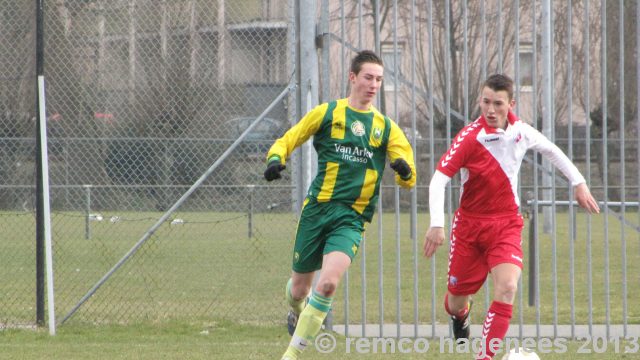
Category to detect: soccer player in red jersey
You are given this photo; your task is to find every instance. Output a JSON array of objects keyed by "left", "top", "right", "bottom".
[{"left": 423, "top": 74, "right": 600, "bottom": 359}]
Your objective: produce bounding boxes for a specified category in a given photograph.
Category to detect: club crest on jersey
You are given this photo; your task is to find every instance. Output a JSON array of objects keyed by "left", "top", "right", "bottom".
[
  {"left": 351, "top": 120, "right": 366, "bottom": 136},
  {"left": 373, "top": 127, "right": 382, "bottom": 140}
]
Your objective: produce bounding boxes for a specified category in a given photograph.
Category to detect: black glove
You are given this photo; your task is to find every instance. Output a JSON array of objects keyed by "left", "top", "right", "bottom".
[
  {"left": 390, "top": 158, "right": 412, "bottom": 180},
  {"left": 264, "top": 161, "right": 286, "bottom": 181}
]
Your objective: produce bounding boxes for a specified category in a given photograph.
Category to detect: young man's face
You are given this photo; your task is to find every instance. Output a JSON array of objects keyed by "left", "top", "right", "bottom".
[
  {"left": 479, "top": 86, "right": 515, "bottom": 129},
  {"left": 349, "top": 62, "right": 384, "bottom": 108}
]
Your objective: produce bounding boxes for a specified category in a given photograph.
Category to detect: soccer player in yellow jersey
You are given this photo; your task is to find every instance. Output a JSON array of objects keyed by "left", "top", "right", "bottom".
[{"left": 264, "top": 50, "right": 416, "bottom": 360}]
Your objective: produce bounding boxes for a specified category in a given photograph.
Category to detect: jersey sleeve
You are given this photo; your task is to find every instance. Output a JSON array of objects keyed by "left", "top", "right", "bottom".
[
  {"left": 386, "top": 121, "right": 417, "bottom": 189},
  {"left": 266, "top": 103, "right": 328, "bottom": 165},
  {"left": 429, "top": 170, "right": 452, "bottom": 227},
  {"left": 523, "top": 123, "right": 586, "bottom": 186},
  {"left": 435, "top": 124, "right": 475, "bottom": 177}
]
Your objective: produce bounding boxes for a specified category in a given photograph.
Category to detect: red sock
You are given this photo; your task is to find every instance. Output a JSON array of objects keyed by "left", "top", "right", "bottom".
[
  {"left": 444, "top": 293, "right": 469, "bottom": 320},
  {"left": 477, "top": 301, "right": 512, "bottom": 360}
]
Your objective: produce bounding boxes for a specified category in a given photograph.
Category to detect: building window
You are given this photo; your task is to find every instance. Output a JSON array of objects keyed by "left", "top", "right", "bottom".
[
  {"left": 381, "top": 42, "right": 403, "bottom": 91},
  {"left": 518, "top": 43, "right": 534, "bottom": 90}
]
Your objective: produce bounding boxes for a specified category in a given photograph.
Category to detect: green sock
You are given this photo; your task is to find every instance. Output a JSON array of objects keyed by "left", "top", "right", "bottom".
[
  {"left": 282, "top": 291, "right": 332, "bottom": 359},
  {"left": 286, "top": 278, "right": 306, "bottom": 314}
]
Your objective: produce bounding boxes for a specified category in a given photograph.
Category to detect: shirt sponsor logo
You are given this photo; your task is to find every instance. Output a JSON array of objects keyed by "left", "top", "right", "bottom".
[
  {"left": 351, "top": 120, "right": 366, "bottom": 136},
  {"left": 334, "top": 143, "right": 372, "bottom": 164},
  {"left": 484, "top": 137, "right": 500, "bottom": 143}
]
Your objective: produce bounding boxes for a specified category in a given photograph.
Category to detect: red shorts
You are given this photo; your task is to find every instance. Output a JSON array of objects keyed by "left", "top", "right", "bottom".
[{"left": 447, "top": 210, "right": 525, "bottom": 296}]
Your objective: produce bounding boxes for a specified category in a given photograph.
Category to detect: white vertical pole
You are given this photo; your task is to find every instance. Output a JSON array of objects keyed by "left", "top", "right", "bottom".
[
  {"left": 296, "top": 0, "right": 319, "bottom": 210},
  {"left": 541, "top": 0, "right": 553, "bottom": 233},
  {"left": 38, "top": 76, "right": 56, "bottom": 335}
]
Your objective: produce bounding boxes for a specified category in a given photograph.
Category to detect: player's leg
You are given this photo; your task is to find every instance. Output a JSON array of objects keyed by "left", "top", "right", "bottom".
[
  {"left": 476, "top": 263, "right": 521, "bottom": 360},
  {"left": 286, "top": 272, "right": 314, "bottom": 335},
  {"left": 282, "top": 205, "right": 362, "bottom": 360},
  {"left": 476, "top": 214, "right": 524, "bottom": 360},
  {"left": 285, "top": 198, "right": 325, "bottom": 336},
  {"left": 445, "top": 292, "right": 472, "bottom": 341},
  {"left": 491, "top": 263, "right": 521, "bottom": 303},
  {"left": 445, "top": 292, "right": 470, "bottom": 314},
  {"left": 287, "top": 272, "right": 313, "bottom": 312},
  {"left": 282, "top": 251, "right": 351, "bottom": 360},
  {"left": 445, "top": 212, "right": 487, "bottom": 342}
]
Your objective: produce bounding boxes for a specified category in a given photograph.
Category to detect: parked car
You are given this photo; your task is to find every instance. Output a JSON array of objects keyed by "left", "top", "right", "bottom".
[
  {"left": 227, "top": 116, "right": 286, "bottom": 157},
  {"left": 221, "top": 117, "right": 287, "bottom": 184}
]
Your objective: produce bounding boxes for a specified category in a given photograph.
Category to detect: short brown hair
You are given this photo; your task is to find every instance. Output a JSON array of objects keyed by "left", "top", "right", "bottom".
[
  {"left": 483, "top": 74, "right": 514, "bottom": 100},
  {"left": 350, "top": 50, "right": 383, "bottom": 75}
]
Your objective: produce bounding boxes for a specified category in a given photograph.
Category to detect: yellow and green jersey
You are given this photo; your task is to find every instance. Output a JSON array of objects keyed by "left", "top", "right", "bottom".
[{"left": 267, "top": 98, "right": 416, "bottom": 222}]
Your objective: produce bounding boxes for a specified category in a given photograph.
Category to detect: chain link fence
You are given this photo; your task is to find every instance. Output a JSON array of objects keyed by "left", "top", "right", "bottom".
[
  {"left": 1, "top": 0, "right": 297, "bottom": 327},
  {"left": 0, "top": 0, "right": 38, "bottom": 328}
]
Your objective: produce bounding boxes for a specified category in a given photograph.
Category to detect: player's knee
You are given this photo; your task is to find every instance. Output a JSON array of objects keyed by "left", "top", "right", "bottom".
[
  {"left": 445, "top": 293, "right": 470, "bottom": 314},
  {"left": 495, "top": 280, "right": 518, "bottom": 301},
  {"left": 316, "top": 280, "right": 337, "bottom": 297},
  {"left": 291, "top": 285, "right": 311, "bottom": 301}
]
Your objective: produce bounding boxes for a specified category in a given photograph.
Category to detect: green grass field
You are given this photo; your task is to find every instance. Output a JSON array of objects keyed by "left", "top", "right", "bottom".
[
  {"left": 0, "top": 210, "right": 638, "bottom": 359},
  {"left": 1, "top": 321, "right": 638, "bottom": 359}
]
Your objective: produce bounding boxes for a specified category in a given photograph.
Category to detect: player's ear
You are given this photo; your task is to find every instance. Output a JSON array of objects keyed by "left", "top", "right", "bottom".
[
  {"left": 509, "top": 98, "right": 516, "bottom": 109},
  {"left": 477, "top": 86, "right": 486, "bottom": 105},
  {"left": 348, "top": 71, "right": 356, "bottom": 83}
]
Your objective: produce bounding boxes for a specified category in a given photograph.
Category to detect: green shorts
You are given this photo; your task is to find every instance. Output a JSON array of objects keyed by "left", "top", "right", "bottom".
[{"left": 292, "top": 197, "right": 365, "bottom": 273}]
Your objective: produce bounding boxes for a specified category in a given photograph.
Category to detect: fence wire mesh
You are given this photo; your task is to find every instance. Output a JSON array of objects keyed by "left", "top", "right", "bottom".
[
  {"left": 0, "top": 0, "right": 38, "bottom": 328},
  {"left": 1, "top": 0, "right": 296, "bottom": 326}
]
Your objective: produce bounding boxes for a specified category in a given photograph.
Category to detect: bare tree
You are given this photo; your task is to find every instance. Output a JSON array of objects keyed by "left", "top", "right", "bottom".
[
  {"left": 330, "top": 0, "right": 531, "bottom": 137},
  {"left": 550, "top": 1, "right": 637, "bottom": 200},
  {"left": 589, "top": 1, "right": 637, "bottom": 200}
]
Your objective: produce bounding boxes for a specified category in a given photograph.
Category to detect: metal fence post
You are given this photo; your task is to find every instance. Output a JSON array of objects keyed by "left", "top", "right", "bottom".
[{"left": 528, "top": 198, "right": 536, "bottom": 307}]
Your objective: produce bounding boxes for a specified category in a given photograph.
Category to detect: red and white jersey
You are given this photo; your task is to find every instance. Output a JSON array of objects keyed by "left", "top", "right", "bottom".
[{"left": 436, "top": 112, "right": 585, "bottom": 217}]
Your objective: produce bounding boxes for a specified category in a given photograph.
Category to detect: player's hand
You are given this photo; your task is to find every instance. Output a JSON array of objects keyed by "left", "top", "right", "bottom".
[
  {"left": 390, "top": 158, "right": 412, "bottom": 180},
  {"left": 264, "top": 161, "right": 286, "bottom": 181},
  {"left": 574, "top": 183, "right": 600, "bottom": 214},
  {"left": 423, "top": 227, "right": 445, "bottom": 258}
]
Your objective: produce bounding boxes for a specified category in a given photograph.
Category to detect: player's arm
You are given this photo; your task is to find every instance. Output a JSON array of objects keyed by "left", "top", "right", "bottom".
[
  {"left": 526, "top": 124, "right": 600, "bottom": 214},
  {"left": 264, "top": 103, "right": 327, "bottom": 181},
  {"left": 423, "top": 170, "right": 451, "bottom": 258},
  {"left": 386, "top": 121, "right": 417, "bottom": 189},
  {"left": 424, "top": 125, "right": 471, "bottom": 257}
]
